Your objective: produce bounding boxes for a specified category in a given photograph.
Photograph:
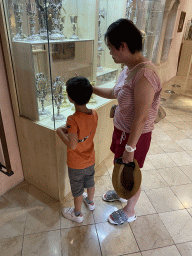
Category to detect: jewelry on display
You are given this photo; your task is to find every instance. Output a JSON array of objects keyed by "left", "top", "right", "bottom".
[
  {"left": 97, "top": 7, "right": 106, "bottom": 72},
  {"left": 52, "top": 76, "right": 66, "bottom": 121},
  {"left": 35, "top": 73, "right": 50, "bottom": 116},
  {"left": 70, "top": 16, "right": 79, "bottom": 39},
  {"left": 13, "top": 3, "right": 26, "bottom": 41},
  {"left": 125, "top": 145, "right": 136, "bottom": 153},
  {"left": 26, "top": 3, "right": 41, "bottom": 41}
]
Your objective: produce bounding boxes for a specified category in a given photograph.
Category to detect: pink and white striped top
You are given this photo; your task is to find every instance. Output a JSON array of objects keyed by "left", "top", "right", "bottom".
[{"left": 113, "top": 61, "right": 162, "bottom": 134}]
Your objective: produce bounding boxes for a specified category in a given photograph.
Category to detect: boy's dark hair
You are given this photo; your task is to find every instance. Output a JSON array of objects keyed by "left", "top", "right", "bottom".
[
  {"left": 104, "top": 18, "right": 142, "bottom": 54},
  {"left": 66, "top": 76, "right": 93, "bottom": 105}
]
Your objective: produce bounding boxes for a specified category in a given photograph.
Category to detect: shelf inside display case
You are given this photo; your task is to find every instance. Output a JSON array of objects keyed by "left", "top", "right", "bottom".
[
  {"left": 36, "top": 80, "right": 116, "bottom": 130},
  {"left": 12, "top": 39, "right": 94, "bottom": 128}
]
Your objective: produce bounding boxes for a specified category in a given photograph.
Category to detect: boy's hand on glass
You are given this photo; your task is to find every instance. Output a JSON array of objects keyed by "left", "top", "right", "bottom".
[{"left": 61, "top": 124, "right": 70, "bottom": 134}]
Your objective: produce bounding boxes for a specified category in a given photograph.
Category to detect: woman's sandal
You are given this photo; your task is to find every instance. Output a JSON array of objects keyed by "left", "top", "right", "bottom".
[
  {"left": 108, "top": 209, "right": 137, "bottom": 225},
  {"left": 102, "top": 190, "right": 127, "bottom": 203}
]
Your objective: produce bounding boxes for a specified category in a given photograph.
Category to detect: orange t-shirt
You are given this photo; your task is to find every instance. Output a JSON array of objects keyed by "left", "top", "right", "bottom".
[{"left": 67, "top": 109, "right": 98, "bottom": 169}]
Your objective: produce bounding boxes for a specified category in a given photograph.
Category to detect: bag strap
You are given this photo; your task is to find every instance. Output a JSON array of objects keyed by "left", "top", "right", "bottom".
[{"left": 125, "top": 62, "right": 159, "bottom": 84}]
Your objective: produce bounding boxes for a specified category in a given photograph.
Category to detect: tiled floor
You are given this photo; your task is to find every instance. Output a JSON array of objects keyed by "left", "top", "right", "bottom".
[{"left": 1, "top": 75, "right": 192, "bottom": 255}]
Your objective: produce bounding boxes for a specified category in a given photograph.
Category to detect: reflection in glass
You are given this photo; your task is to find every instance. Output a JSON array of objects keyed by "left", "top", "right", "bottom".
[{"left": 70, "top": 16, "right": 79, "bottom": 40}]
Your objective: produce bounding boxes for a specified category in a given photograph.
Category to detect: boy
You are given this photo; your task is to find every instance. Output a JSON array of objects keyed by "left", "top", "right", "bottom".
[{"left": 56, "top": 76, "right": 98, "bottom": 223}]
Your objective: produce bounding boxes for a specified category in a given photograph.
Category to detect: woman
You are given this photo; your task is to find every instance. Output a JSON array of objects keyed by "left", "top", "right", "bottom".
[{"left": 93, "top": 19, "right": 162, "bottom": 225}]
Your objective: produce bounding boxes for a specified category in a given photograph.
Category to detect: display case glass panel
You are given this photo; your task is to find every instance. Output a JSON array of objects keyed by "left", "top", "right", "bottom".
[
  {"left": 3, "top": 0, "right": 166, "bottom": 130},
  {"left": 3, "top": 0, "right": 95, "bottom": 130}
]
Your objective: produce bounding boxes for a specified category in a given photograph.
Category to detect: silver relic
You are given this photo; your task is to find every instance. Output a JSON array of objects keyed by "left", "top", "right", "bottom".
[
  {"left": 48, "top": 0, "right": 65, "bottom": 40},
  {"left": 70, "top": 16, "right": 79, "bottom": 40},
  {"left": 35, "top": 73, "right": 50, "bottom": 116},
  {"left": 26, "top": 3, "right": 41, "bottom": 41},
  {"left": 97, "top": 7, "right": 106, "bottom": 72},
  {"left": 52, "top": 76, "right": 66, "bottom": 121},
  {"left": 13, "top": 3, "right": 26, "bottom": 41}
]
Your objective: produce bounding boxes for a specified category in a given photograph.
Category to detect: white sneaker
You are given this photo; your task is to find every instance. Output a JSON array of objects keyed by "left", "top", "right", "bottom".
[
  {"left": 61, "top": 207, "right": 83, "bottom": 223},
  {"left": 83, "top": 192, "right": 95, "bottom": 211}
]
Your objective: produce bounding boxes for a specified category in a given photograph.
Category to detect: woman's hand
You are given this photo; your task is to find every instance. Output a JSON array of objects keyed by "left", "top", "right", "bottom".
[{"left": 122, "top": 150, "right": 134, "bottom": 164}]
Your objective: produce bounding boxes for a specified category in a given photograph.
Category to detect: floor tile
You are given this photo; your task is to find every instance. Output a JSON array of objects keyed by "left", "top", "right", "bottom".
[
  {"left": 27, "top": 185, "right": 59, "bottom": 207},
  {"left": 94, "top": 175, "right": 114, "bottom": 197},
  {"left": 61, "top": 225, "right": 101, "bottom": 256},
  {"left": 175, "top": 138, "right": 192, "bottom": 151},
  {"left": 0, "top": 236, "right": 23, "bottom": 256},
  {"left": 151, "top": 131, "right": 172, "bottom": 142},
  {"left": 145, "top": 187, "right": 184, "bottom": 213},
  {"left": 103, "top": 153, "right": 114, "bottom": 170},
  {"left": 0, "top": 181, "right": 30, "bottom": 209},
  {"left": 172, "top": 121, "right": 192, "bottom": 130},
  {"left": 108, "top": 164, "right": 114, "bottom": 176},
  {"left": 147, "top": 142, "right": 165, "bottom": 155},
  {"left": 165, "top": 115, "right": 183, "bottom": 122},
  {"left": 92, "top": 196, "right": 122, "bottom": 224},
  {"left": 130, "top": 214, "right": 174, "bottom": 251},
  {"left": 124, "top": 253, "right": 142, "bottom": 256},
  {"left": 171, "top": 184, "right": 192, "bottom": 208},
  {"left": 176, "top": 241, "right": 192, "bottom": 256},
  {"left": 141, "top": 159, "right": 155, "bottom": 171},
  {"left": 96, "top": 222, "right": 139, "bottom": 256},
  {"left": 24, "top": 203, "right": 60, "bottom": 235},
  {"left": 141, "top": 170, "right": 168, "bottom": 190},
  {"left": 179, "top": 115, "right": 192, "bottom": 121},
  {"left": 133, "top": 191, "right": 156, "bottom": 216},
  {"left": 157, "top": 167, "right": 191, "bottom": 186},
  {"left": 164, "top": 130, "right": 189, "bottom": 140},
  {"left": 167, "top": 151, "right": 192, "bottom": 166},
  {"left": 185, "top": 150, "right": 192, "bottom": 158},
  {"left": 0, "top": 207, "right": 27, "bottom": 239},
  {"left": 95, "top": 161, "right": 109, "bottom": 176},
  {"left": 157, "top": 122, "right": 178, "bottom": 131},
  {"left": 141, "top": 245, "right": 181, "bottom": 256},
  {"left": 180, "top": 129, "right": 192, "bottom": 136},
  {"left": 22, "top": 230, "right": 61, "bottom": 256},
  {"left": 187, "top": 121, "right": 192, "bottom": 127},
  {"left": 187, "top": 207, "right": 192, "bottom": 216},
  {"left": 156, "top": 140, "right": 183, "bottom": 153},
  {"left": 159, "top": 209, "right": 192, "bottom": 243},
  {"left": 61, "top": 199, "right": 94, "bottom": 229},
  {"left": 147, "top": 154, "right": 177, "bottom": 169}
]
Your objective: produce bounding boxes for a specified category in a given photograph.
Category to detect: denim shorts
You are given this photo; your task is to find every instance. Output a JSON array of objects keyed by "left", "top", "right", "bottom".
[{"left": 68, "top": 164, "right": 95, "bottom": 197}]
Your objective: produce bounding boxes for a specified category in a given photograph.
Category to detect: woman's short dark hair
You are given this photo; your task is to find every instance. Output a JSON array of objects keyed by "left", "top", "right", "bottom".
[
  {"left": 66, "top": 76, "right": 93, "bottom": 105},
  {"left": 104, "top": 18, "right": 142, "bottom": 54}
]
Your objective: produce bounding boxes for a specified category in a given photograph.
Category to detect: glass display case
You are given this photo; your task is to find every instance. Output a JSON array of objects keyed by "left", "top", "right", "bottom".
[
  {"left": 3, "top": 0, "right": 166, "bottom": 130},
  {"left": 4, "top": 0, "right": 97, "bottom": 130}
]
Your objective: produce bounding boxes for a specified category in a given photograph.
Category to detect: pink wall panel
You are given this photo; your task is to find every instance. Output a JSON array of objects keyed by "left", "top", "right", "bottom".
[{"left": 0, "top": 40, "right": 23, "bottom": 195}]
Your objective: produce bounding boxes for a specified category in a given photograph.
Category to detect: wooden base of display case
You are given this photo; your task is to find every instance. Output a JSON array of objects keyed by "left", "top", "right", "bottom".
[{"left": 19, "top": 98, "right": 117, "bottom": 202}]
